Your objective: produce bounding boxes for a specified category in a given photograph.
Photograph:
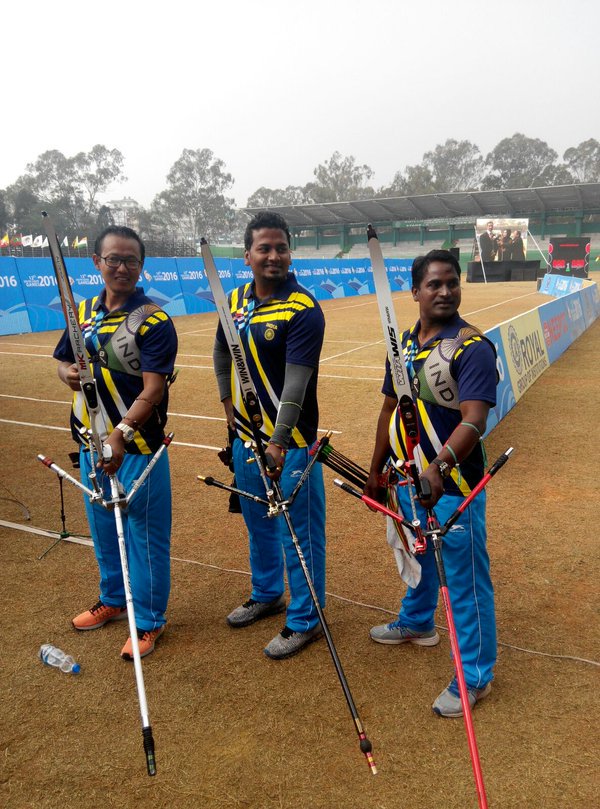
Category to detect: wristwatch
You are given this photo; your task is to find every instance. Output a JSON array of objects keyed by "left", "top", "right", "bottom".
[
  {"left": 432, "top": 459, "right": 452, "bottom": 479},
  {"left": 115, "top": 422, "right": 135, "bottom": 443}
]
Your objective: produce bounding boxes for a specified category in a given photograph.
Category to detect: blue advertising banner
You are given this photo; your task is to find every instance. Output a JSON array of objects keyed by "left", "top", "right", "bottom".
[
  {"left": 537, "top": 296, "right": 575, "bottom": 364},
  {"left": 385, "top": 260, "right": 413, "bottom": 292},
  {"left": 290, "top": 260, "right": 328, "bottom": 300},
  {"left": 483, "top": 324, "right": 516, "bottom": 436},
  {"left": 15, "top": 257, "right": 72, "bottom": 332},
  {"left": 0, "top": 257, "right": 31, "bottom": 335},
  {"left": 287, "top": 260, "right": 336, "bottom": 300},
  {"left": 67, "top": 257, "right": 104, "bottom": 302},
  {"left": 175, "top": 257, "right": 235, "bottom": 314},
  {"left": 563, "top": 291, "right": 587, "bottom": 342},
  {"left": 232, "top": 259, "right": 254, "bottom": 289},
  {"left": 141, "top": 257, "right": 186, "bottom": 317},
  {"left": 338, "top": 259, "right": 371, "bottom": 296},
  {"left": 580, "top": 282, "right": 600, "bottom": 327},
  {"left": 539, "top": 273, "right": 584, "bottom": 297}
]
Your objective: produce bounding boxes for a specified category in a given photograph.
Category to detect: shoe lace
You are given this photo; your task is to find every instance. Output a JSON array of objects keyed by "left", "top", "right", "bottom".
[
  {"left": 136, "top": 628, "right": 156, "bottom": 641},
  {"left": 242, "top": 599, "right": 259, "bottom": 608},
  {"left": 387, "top": 619, "right": 405, "bottom": 631},
  {"left": 280, "top": 626, "right": 296, "bottom": 639},
  {"left": 89, "top": 600, "right": 106, "bottom": 614}
]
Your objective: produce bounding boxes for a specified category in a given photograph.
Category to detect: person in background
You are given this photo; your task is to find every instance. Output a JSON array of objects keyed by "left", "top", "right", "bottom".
[
  {"left": 511, "top": 230, "right": 525, "bottom": 261},
  {"left": 478, "top": 220, "right": 498, "bottom": 262},
  {"left": 498, "top": 228, "right": 513, "bottom": 261}
]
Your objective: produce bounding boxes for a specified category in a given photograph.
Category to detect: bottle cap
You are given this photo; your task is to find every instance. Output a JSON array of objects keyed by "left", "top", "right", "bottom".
[{"left": 72, "top": 663, "right": 81, "bottom": 674}]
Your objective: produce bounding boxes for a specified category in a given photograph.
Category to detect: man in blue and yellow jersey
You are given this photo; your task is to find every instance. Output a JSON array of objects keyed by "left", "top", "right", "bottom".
[
  {"left": 213, "top": 211, "right": 326, "bottom": 660},
  {"left": 365, "top": 249, "right": 498, "bottom": 718},
  {"left": 54, "top": 226, "right": 177, "bottom": 660}
]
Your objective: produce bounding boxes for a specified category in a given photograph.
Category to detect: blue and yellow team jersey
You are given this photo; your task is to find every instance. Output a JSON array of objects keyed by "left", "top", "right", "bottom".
[
  {"left": 53, "top": 288, "right": 178, "bottom": 454},
  {"left": 216, "top": 274, "right": 325, "bottom": 447},
  {"left": 383, "top": 315, "right": 497, "bottom": 497}
]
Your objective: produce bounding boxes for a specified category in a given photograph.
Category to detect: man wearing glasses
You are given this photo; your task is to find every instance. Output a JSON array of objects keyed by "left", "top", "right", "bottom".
[{"left": 54, "top": 226, "right": 178, "bottom": 660}]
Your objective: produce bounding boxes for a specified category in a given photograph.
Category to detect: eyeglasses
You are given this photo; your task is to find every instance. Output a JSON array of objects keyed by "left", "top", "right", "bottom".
[{"left": 100, "top": 255, "right": 142, "bottom": 271}]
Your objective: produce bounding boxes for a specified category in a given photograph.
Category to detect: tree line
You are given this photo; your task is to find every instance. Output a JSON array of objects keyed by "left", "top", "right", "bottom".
[{"left": 1, "top": 134, "right": 598, "bottom": 245}]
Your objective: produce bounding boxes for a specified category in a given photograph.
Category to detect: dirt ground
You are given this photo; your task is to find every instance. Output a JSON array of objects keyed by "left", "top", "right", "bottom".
[{"left": 0, "top": 281, "right": 598, "bottom": 809}]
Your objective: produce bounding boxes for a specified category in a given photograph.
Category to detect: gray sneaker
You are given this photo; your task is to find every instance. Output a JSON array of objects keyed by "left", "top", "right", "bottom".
[
  {"left": 264, "top": 624, "right": 323, "bottom": 660},
  {"left": 369, "top": 619, "right": 440, "bottom": 646},
  {"left": 226, "top": 595, "right": 286, "bottom": 628},
  {"left": 432, "top": 677, "right": 492, "bottom": 718}
]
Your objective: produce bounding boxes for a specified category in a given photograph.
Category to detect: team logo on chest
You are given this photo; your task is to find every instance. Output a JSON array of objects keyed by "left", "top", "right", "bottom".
[{"left": 264, "top": 323, "right": 277, "bottom": 341}]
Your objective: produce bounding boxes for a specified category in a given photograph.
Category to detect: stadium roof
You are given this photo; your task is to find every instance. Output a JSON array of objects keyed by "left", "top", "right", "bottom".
[{"left": 242, "top": 183, "right": 600, "bottom": 229}]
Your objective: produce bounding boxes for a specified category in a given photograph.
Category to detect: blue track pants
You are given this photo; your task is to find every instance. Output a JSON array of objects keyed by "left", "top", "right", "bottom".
[
  {"left": 396, "top": 486, "right": 496, "bottom": 689},
  {"left": 80, "top": 448, "right": 171, "bottom": 631},
  {"left": 232, "top": 440, "right": 326, "bottom": 633}
]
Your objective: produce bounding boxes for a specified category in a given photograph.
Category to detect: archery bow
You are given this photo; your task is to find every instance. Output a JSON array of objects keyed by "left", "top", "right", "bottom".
[
  {"left": 42, "top": 212, "right": 107, "bottom": 465},
  {"left": 39, "top": 213, "right": 158, "bottom": 776}
]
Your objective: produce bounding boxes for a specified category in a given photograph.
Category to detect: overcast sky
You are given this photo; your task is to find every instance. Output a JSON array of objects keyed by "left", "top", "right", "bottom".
[{"left": 4, "top": 0, "right": 599, "bottom": 209}]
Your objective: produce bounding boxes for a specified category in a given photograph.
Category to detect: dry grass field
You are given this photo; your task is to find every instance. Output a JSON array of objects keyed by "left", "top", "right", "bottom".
[{"left": 1, "top": 280, "right": 598, "bottom": 809}]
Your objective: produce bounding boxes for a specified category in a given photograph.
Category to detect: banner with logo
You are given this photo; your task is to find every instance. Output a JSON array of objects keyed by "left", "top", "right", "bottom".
[
  {"left": 0, "top": 257, "right": 31, "bottom": 335},
  {"left": 538, "top": 296, "right": 576, "bottom": 363},
  {"left": 14, "top": 257, "right": 74, "bottom": 331},
  {"left": 500, "top": 309, "right": 550, "bottom": 402},
  {"left": 141, "top": 258, "right": 186, "bottom": 317},
  {"left": 175, "top": 257, "right": 235, "bottom": 314},
  {"left": 482, "top": 325, "right": 516, "bottom": 436},
  {"left": 580, "top": 280, "right": 600, "bottom": 327},
  {"left": 539, "top": 273, "right": 584, "bottom": 297}
]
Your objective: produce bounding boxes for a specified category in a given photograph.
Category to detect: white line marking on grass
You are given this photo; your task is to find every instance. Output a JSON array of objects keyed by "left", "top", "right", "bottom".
[
  {"left": 323, "top": 339, "right": 374, "bottom": 344},
  {"left": 0, "top": 418, "right": 70, "bottom": 431},
  {"left": 320, "top": 339, "right": 384, "bottom": 363},
  {"left": 463, "top": 291, "right": 540, "bottom": 317},
  {"left": 0, "top": 418, "right": 222, "bottom": 450},
  {"left": 179, "top": 327, "right": 217, "bottom": 335},
  {"left": 166, "top": 440, "right": 222, "bottom": 450},
  {"left": 1, "top": 394, "right": 69, "bottom": 405},
  {"left": 319, "top": 363, "right": 383, "bottom": 370},
  {"left": 174, "top": 363, "right": 214, "bottom": 370},
  {"left": 320, "top": 373, "right": 381, "bottom": 381},
  {"left": 0, "top": 341, "right": 54, "bottom": 348},
  {"left": 322, "top": 293, "right": 405, "bottom": 312},
  {"left": 170, "top": 412, "right": 225, "bottom": 421},
  {"left": 0, "top": 351, "right": 52, "bottom": 359},
  {"left": 0, "top": 395, "right": 341, "bottom": 433}
]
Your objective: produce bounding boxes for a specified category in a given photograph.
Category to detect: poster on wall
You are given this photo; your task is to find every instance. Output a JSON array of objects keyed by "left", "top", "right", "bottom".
[
  {"left": 548, "top": 237, "right": 590, "bottom": 278},
  {"left": 475, "top": 218, "right": 529, "bottom": 262}
]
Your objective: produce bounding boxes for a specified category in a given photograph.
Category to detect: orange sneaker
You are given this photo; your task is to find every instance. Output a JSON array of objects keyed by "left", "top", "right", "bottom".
[
  {"left": 121, "top": 625, "right": 165, "bottom": 660},
  {"left": 72, "top": 600, "right": 127, "bottom": 631}
]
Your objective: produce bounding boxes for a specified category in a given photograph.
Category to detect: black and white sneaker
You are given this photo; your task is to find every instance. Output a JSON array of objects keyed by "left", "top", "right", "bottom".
[
  {"left": 264, "top": 624, "right": 323, "bottom": 660},
  {"left": 226, "top": 595, "right": 286, "bottom": 628}
]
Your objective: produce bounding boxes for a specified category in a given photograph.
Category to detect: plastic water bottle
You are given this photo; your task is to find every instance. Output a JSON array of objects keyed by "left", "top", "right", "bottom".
[{"left": 39, "top": 644, "right": 81, "bottom": 674}]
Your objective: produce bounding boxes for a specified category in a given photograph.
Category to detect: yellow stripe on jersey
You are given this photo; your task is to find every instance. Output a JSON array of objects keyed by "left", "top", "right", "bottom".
[
  {"left": 454, "top": 335, "right": 483, "bottom": 360},
  {"left": 100, "top": 366, "right": 126, "bottom": 418},
  {"left": 417, "top": 398, "right": 442, "bottom": 455},
  {"left": 96, "top": 323, "right": 121, "bottom": 334}
]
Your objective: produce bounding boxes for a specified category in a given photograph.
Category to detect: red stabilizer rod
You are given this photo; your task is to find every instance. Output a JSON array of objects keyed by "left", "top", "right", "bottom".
[
  {"left": 443, "top": 448, "right": 513, "bottom": 534},
  {"left": 333, "top": 479, "right": 411, "bottom": 527},
  {"left": 162, "top": 432, "right": 174, "bottom": 446},
  {"left": 427, "top": 514, "right": 488, "bottom": 808},
  {"left": 38, "top": 455, "right": 54, "bottom": 468},
  {"left": 440, "top": 580, "right": 488, "bottom": 806}
]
